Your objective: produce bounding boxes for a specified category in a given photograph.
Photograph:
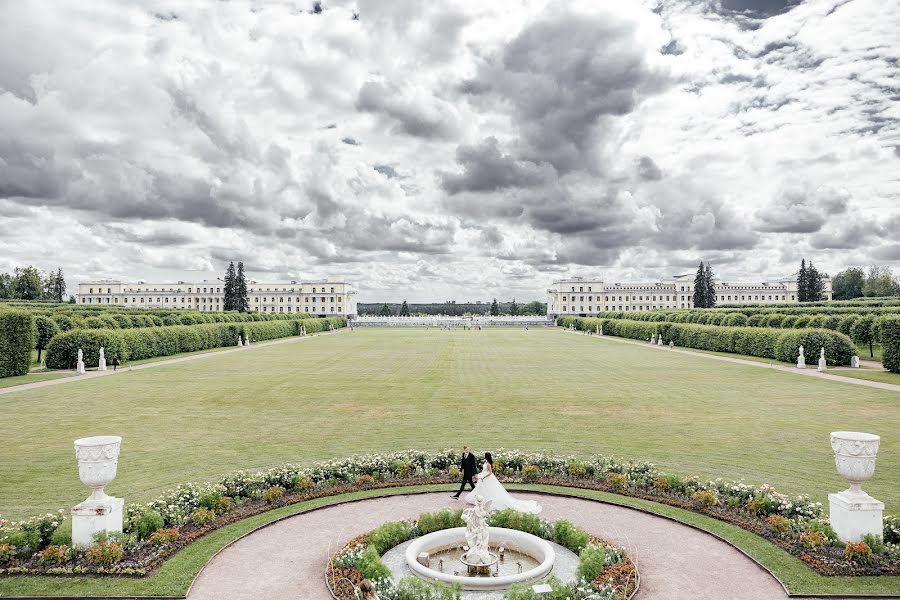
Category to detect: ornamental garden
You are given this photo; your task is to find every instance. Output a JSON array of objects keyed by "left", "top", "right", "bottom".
[{"left": 0, "top": 304, "right": 898, "bottom": 598}]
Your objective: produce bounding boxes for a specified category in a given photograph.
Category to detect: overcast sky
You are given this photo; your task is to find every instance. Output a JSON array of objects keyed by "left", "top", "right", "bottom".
[{"left": 1, "top": 0, "right": 898, "bottom": 302}]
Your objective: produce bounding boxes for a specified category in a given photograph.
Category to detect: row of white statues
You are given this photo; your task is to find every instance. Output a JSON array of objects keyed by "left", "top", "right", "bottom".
[{"left": 797, "top": 346, "right": 860, "bottom": 371}]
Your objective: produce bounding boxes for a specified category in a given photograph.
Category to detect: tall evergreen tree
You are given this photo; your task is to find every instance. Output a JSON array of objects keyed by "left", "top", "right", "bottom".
[
  {"left": 399, "top": 300, "right": 410, "bottom": 316},
  {"left": 490, "top": 298, "right": 499, "bottom": 316},
  {"left": 704, "top": 263, "right": 716, "bottom": 308},
  {"left": 692, "top": 261, "right": 706, "bottom": 308},
  {"left": 807, "top": 261, "right": 825, "bottom": 302},
  {"left": 53, "top": 268, "right": 66, "bottom": 303},
  {"left": 235, "top": 262, "right": 249, "bottom": 312},
  {"left": 797, "top": 259, "right": 808, "bottom": 302},
  {"left": 379, "top": 303, "right": 393, "bottom": 316},
  {"left": 509, "top": 298, "right": 519, "bottom": 316},
  {"left": 223, "top": 261, "right": 237, "bottom": 310}
]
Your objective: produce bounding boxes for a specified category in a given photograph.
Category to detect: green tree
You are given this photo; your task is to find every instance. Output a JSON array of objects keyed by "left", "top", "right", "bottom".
[
  {"left": 832, "top": 267, "right": 865, "bottom": 300},
  {"left": 523, "top": 300, "right": 546, "bottom": 315},
  {"left": 797, "top": 259, "right": 808, "bottom": 302},
  {"left": 692, "top": 262, "right": 707, "bottom": 308},
  {"left": 490, "top": 298, "right": 499, "bottom": 316},
  {"left": 67, "top": 295, "right": 76, "bottom": 304},
  {"left": 704, "top": 262, "right": 716, "bottom": 308},
  {"left": 863, "top": 265, "right": 900, "bottom": 297},
  {"left": 13, "top": 266, "right": 43, "bottom": 300},
  {"left": 509, "top": 298, "right": 519, "bottom": 316},
  {"left": 806, "top": 261, "right": 826, "bottom": 301},
  {"left": 223, "top": 261, "right": 237, "bottom": 311},
  {"left": 53, "top": 268, "right": 66, "bottom": 303},
  {"left": 0, "top": 273, "right": 12, "bottom": 299},
  {"left": 34, "top": 316, "right": 59, "bottom": 363},
  {"left": 379, "top": 303, "right": 393, "bottom": 317},
  {"left": 235, "top": 262, "right": 249, "bottom": 312},
  {"left": 399, "top": 300, "right": 410, "bottom": 317},
  {"left": 851, "top": 315, "right": 877, "bottom": 358}
]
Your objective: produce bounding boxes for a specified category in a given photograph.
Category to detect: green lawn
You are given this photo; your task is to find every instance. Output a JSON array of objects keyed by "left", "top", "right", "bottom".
[
  {"left": 856, "top": 341, "right": 884, "bottom": 362},
  {"left": 1, "top": 328, "right": 898, "bottom": 522},
  {"left": 0, "top": 372, "right": 73, "bottom": 389}
]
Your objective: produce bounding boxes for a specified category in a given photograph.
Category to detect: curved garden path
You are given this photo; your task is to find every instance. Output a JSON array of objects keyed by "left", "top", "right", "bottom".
[{"left": 186, "top": 491, "right": 881, "bottom": 600}]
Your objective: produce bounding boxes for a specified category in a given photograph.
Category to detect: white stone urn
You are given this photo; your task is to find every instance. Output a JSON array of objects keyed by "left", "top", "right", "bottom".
[
  {"left": 74, "top": 436, "right": 122, "bottom": 503},
  {"left": 831, "top": 431, "right": 879, "bottom": 496}
]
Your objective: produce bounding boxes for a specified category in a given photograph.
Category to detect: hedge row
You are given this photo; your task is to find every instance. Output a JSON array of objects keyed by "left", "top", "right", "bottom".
[
  {"left": 881, "top": 317, "right": 900, "bottom": 374},
  {"left": 0, "top": 310, "right": 35, "bottom": 378},
  {"left": 560, "top": 316, "right": 856, "bottom": 366},
  {"left": 44, "top": 317, "right": 346, "bottom": 369}
]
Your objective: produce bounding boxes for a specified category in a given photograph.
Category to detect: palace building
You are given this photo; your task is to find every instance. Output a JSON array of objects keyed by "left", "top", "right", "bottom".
[
  {"left": 77, "top": 279, "right": 357, "bottom": 318},
  {"left": 547, "top": 274, "right": 832, "bottom": 318}
]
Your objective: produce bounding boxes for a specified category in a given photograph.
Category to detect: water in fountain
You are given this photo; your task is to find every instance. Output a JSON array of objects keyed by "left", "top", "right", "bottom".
[{"left": 428, "top": 545, "right": 540, "bottom": 578}]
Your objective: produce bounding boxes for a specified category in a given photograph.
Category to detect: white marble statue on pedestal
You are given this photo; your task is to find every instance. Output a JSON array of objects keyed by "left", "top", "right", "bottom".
[
  {"left": 851, "top": 356, "right": 860, "bottom": 368},
  {"left": 98, "top": 347, "right": 107, "bottom": 371},
  {"left": 237, "top": 336, "right": 243, "bottom": 347},
  {"left": 796, "top": 345, "right": 806, "bottom": 369},
  {"left": 657, "top": 335, "right": 663, "bottom": 346},
  {"left": 650, "top": 333, "right": 656, "bottom": 344},
  {"left": 245, "top": 335, "right": 250, "bottom": 346},
  {"left": 829, "top": 432, "right": 884, "bottom": 542},
  {"left": 817, "top": 347, "right": 827, "bottom": 372},
  {"left": 461, "top": 494, "right": 493, "bottom": 565},
  {"left": 76, "top": 348, "right": 86, "bottom": 375}
]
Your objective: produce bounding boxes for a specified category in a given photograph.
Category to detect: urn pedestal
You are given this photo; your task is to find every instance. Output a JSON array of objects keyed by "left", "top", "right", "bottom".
[
  {"left": 828, "top": 431, "right": 883, "bottom": 542},
  {"left": 72, "top": 436, "right": 124, "bottom": 547}
]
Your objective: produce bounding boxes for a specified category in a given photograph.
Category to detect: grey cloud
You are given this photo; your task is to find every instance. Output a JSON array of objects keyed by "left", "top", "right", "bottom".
[
  {"left": 754, "top": 186, "right": 850, "bottom": 234},
  {"left": 440, "top": 137, "right": 557, "bottom": 194},
  {"left": 373, "top": 164, "right": 399, "bottom": 178},
  {"left": 341, "top": 136, "right": 361, "bottom": 145},
  {"left": 356, "top": 80, "right": 460, "bottom": 139},
  {"left": 872, "top": 244, "right": 900, "bottom": 261},
  {"left": 637, "top": 156, "right": 663, "bottom": 181},
  {"left": 810, "top": 218, "right": 878, "bottom": 250}
]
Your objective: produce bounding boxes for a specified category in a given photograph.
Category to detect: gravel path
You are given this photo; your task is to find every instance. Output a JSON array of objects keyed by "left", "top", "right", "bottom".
[{"left": 187, "top": 491, "right": 884, "bottom": 600}]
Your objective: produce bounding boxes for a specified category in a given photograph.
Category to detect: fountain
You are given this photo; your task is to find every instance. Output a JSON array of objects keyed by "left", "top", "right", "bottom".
[{"left": 405, "top": 495, "right": 555, "bottom": 591}]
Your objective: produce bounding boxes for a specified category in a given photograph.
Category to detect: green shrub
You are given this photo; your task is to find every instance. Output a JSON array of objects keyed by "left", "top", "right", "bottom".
[
  {"left": 488, "top": 509, "right": 545, "bottom": 537},
  {"left": 552, "top": 519, "right": 589, "bottom": 553},
  {"left": 879, "top": 317, "right": 900, "bottom": 373},
  {"left": 357, "top": 546, "right": 391, "bottom": 580},
  {"left": 148, "top": 527, "right": 179, "bottom": 545},
  {"left": 34, "top": 316, "right": 59, "bottom": 363},
  {"left": 390, "top": 577, "right": 463, "bottom": 599},
  {"left": 505, "top": 577, "right": 572, "bottom": 600},
  {"left": 190, "top": 507, "right": 216, "bottom": 527},
  {"left": 44, "top": 329, "right": 127, "bottom": 369},
  {"left": 577, "top": 543, "right": 625, "bottom": 581},
  {"left": 2, "top": 528, "right": 41, "bottom": 559},
  {"left": 772, "top": 329, "right": 855, "bottom": 366},
  {"left": 0, "top": 310, "right": 35, "bottom": 378},
  {"left": 86, "top": 541, "right": 123, "bottom": 566},
  {"left": 369, "top": 520, "right": 418, "bottom": 554},
  {"left": 37, "top": 544, "right": 69, "bottom": 565},
  {"left": 49, "top": 526, "right": 71, "bottom": 547},
  {"left": 134, "top": 511, "right": 164, "bottom": 540},
  {"left": 417, "top": 509, "right": 464, "bottom": 534},
  {"left": 263, "top": 486, "right": 285, "bottom": 504}
]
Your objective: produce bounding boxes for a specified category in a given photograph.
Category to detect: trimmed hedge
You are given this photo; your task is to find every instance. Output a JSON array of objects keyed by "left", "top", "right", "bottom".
[
  {"left": 561, "top": 316, "right": 856, "bottom": 365},
  {"left": 44, "top": 317, "right": 346, "bottom": 369},
  {"left": 0, "top": 310, "right": 35, "bottom": 378},
  {"left": 880, "top": 317, "right": 900, "bottom": 374}
]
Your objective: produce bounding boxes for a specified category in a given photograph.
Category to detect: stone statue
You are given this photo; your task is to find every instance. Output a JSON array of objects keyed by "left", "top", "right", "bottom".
[
  {"left": 797, "top": 345, "right": 806, "bottom": 369},
  {"left": 650, "top": 333, "right": 656, "bottom": 344},
  {"left": 461, "top": 494, "right": 493, "bottom": 565},
  {"left": 237, "top": 336, "right": 243, "bottom": 347},
  {"left": 77, "top": 348, "right": 83, "bottom": 363},
  {"left": 818, "top": 347, "right": 827, "bottom": 372},
  {"left": 657, "top": 335, "right": 663, "bottom": 346},
  {"left": 98, "top": 347, "right": 107, "bottom": 371},
  {"left": 76, "top": 348, "right": 86, "bottom": 375}
]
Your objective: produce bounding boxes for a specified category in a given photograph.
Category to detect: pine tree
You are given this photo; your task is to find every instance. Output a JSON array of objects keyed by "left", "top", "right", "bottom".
[
  {"left": 807, "top": 261, "right": 825, "bottom": 302},
  {"left": 797, "top": 259, "right": 808, "bottom": 302},
  {"left": 704, "top": 263, "right": 716, "bottom": 308},
  {"left": 509, "top": 298, "right": 519, "bottom": 316},
  {"left": 236, "top": 262, "right": 249, "bottom": 312},
  {"left": 692, "top": 262, "right": 706, "bottom": 308},
  {"left": 490, "top": 298, "right": 499, "bottom": 316},
  {"left": 399, "top": 300, "right": 410, "bottom": 316},
  {"left": 223, "top": 262, "right": 237, "bottom": 310},
  {"left": 53, "top": 268, "right": 66, "bottom": 303},
  {"left": 379, "top": 303, "right": 392, "bottom": 316}
]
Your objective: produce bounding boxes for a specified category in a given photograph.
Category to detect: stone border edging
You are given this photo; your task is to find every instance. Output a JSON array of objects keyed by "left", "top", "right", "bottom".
[{"left": 4, "top": 486, "right": 897, "bottom": 600}]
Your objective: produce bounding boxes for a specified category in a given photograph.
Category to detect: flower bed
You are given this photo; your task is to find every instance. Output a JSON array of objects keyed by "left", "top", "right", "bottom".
[
  {"left": 0, "top": 450, "right": 897, "bottom": 578},
  {"left": 325, "top": 510, "right": 637, "bottom": 600}
]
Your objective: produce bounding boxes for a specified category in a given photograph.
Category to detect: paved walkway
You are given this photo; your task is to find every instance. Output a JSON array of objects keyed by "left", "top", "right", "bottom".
[
  {"left": 0, "top": 330, "right": 343, "bottom": 396},
  {"left": 187, "top": 491, "right": 885, "bottom": 600},
  {"left": 566, "top": 330, "right": 900, "bottom": 393}
]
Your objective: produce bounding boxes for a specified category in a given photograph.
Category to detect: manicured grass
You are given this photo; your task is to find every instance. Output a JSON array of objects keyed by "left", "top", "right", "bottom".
[
  {"left": 828, "top": 368, "right": 900, "bottom": 385},
  {"left": 1, "top": 329, "right": 898, "bottom": 523},
  {"left": 0, "top": 372, "right": 73, "bottom": 389},
  {"left": 856, "top": 341, "right": 884, "bottom": 362},
  {"left": 1, "top": 485, "right": 897, "bottom": 597}
]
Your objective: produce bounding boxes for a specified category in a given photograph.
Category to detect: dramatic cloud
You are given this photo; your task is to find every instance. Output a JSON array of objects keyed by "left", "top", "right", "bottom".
[{"left": 0, "top": 0, "right": 898, "bottom": 302}]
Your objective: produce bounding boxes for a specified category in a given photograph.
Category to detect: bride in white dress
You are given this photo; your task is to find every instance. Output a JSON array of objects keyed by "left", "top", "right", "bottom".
[{"left": 464, "top": 452, "right": 542, "bottom": 514}]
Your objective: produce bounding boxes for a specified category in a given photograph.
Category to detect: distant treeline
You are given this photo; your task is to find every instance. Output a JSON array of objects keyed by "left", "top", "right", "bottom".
[{"left": 358, "top": 301, "right": 546, "bottom": 316}]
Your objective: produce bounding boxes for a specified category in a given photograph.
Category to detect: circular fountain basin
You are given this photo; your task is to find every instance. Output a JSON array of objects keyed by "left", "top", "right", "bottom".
[{"left": 405, "top": 527, "right": 555, "bottom": 591}]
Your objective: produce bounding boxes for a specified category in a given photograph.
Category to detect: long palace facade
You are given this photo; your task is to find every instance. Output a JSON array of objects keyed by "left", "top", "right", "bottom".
[
  {"left": 547, "top": 274, "right": 832, "bottom": 317},
  {"left": 77, "top": 279, "right": 357, "bottom": 318}
]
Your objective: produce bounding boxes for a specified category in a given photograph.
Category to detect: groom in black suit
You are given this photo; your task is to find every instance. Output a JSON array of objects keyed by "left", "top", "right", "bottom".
[{"left": 451, "top": 445, "right": 478, "bottom": 499}]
